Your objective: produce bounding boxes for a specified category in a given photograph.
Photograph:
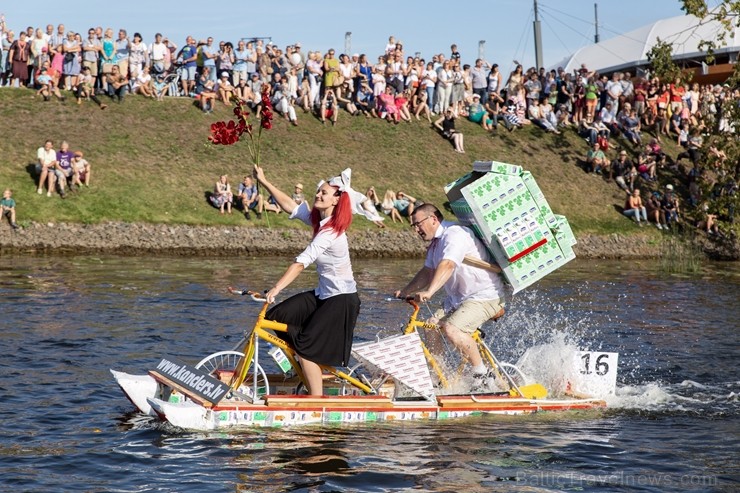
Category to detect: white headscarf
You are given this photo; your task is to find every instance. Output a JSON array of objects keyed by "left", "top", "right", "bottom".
[{"left": 316, "top": 168, "right": 384, "bottom": 224}]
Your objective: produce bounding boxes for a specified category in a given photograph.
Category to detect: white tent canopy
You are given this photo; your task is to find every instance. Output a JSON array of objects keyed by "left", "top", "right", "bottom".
[{"left": 553, "top": 13, "right": 740, "bottom": 74}]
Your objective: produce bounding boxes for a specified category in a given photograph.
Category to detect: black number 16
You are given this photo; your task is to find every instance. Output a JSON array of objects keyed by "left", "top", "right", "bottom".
[{"left": 581, "top": 353, "right": 609, "bottom": 376}]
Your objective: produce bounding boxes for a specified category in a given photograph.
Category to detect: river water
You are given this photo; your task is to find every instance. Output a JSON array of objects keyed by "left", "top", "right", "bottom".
[{"left": 0, "top": 255, "right": 737, "bottom": 492}]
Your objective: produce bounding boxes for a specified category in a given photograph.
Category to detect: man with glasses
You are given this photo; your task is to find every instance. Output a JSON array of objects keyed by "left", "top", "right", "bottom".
[
  {"left": 82, "top": 28, "right": 101, "bottom": 82},
  {"left": 395, "top": 203, "right": 507, "bottom": 393},
  {"left": 201, "top": 37, "right": 218, "bottom": 81}
]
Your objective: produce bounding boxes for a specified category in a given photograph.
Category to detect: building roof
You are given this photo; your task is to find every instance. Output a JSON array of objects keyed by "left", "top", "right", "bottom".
[{"left": 553, "top": 13, "right": 740, "bottom": 74}]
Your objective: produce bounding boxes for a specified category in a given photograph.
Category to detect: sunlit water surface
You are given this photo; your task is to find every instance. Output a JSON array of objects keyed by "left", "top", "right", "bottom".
[{"left": 0, "top": 255, "right": 737, "bottom": 492}]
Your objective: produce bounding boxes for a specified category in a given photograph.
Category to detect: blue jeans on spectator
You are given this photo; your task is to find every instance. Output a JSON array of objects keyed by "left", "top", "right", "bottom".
[
  {"left": 108, "top": 84, "right": 128, "bottom": 101},
  {"left": 623, "top": 207, "right": 647, "bottom": 223},
  {"left": 473, "top": 87, "right": 488, "bottom": 105},
  {"left": 426, "top": 86, "right": 435, "bottom": 112}
]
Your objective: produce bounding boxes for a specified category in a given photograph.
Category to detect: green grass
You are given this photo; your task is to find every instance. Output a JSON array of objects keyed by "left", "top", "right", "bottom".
[{"left": 0, "top": 88, "right": 679, "bottom": 235}]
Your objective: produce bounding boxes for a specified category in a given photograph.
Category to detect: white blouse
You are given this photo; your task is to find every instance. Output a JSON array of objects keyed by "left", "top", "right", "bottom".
[{"left": 291, "top": 201, "right": 357, "bottom": 299}]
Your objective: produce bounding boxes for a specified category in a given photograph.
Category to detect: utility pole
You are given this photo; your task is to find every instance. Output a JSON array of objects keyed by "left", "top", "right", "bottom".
[
  {"left": 594, "top": 3, "right": 600, "bottom": 43},
  {"left": 478, "top": 40, "right": 485, "bottom": 62},
  {"left": 345, "top": 32, "right": 352, "bottom": 55},
  {"left": 533, "top": 0, "right": 544, "bottom": 69}
]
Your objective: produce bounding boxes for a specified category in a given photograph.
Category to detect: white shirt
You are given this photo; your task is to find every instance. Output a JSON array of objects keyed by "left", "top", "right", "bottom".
[
  {"left": 290, "top": 201, "right": 357, "bottom": 299},
  {"left": 150, "top": 41, "right": 167, "bottom": 61},
  {"left": 37, "top": 147, "right": 56, "bottom": 165},
  {"left": 425, "top": 223, "right": 506, "bottom": 312}
]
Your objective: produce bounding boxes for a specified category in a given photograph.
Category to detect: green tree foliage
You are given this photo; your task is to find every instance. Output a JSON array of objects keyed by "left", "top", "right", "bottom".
[{"left": 649, "top": 1, "right": 739, "bottom": 240}]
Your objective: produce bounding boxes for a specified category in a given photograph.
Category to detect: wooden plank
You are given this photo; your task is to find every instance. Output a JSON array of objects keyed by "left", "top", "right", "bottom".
[
  {"left": 436, "top": 395, "right": 532, "bottom": 409},
  {"left": 149, "top": 370, "right": 213, "bottom": 408}
]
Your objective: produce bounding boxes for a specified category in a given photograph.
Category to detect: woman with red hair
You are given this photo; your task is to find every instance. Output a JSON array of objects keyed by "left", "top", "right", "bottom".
[{"left": 253, "top": 164, "right": 359, "bottom": 396}]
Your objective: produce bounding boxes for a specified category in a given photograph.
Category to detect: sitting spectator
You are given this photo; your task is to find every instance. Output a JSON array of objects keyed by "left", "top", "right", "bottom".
[
  {"left": 636, "top": 152, "right": 657, "bottom": 182},
  {"left": 676, "top": 127, "right": 703, "bottom": 168},
  {"left": 412, "top": 87, "right": 432, "bottom": 123},
  {"left": 131, "top": 66, "right": 154, "bottom": 98},
  {"left": 585, "top": 142, "right": 607, "bottom": 174},
  {"left": 36, "top": 139, "right": 58, "bottom": 196},
  {"left": 1, "top": 189, "right": 19, "bottom": 230},
  {"left": 599, "top": 101, "right": 619, "bottom": 135},
  {"left": 270, "top": 76, "right": 298, "bottom": 125},
  {"left": 105, "top": 65, "right": 129, "bottom": 102},
  {"left": 153, "top": 74, "right": 170, "bottom": 101},
  {"left": 434, "top": 108, "right": 465, "bottom": 153},
  {"left": 622, "top": 109, "right": 642, "bottom": 146},
  {"left": 236, "top": 175, "right": 263, "bottom": 219},
  {"left": 291, "top": 183, "right": 304, "bottom": 204},
  {"left": 645, "top": 138, "right": 667, "bottom": 168},
  {"left": 381, "top": 190, "right": 404, "bottom": 223},
  {"left": 647, "top": 191, "right": 665, "bottom": 229},
  {"left": 527, "top": 98, "right": 560, "bottom": 134},
  {"left": 264, "top": 195, "right": 282, "bottom": 214},
  {"left": 697, "top": 203, "right": 721, "bottom": 236},
  {"left": 467, "top": 94, "right": 494, "bottom": 131},
  {"left": 579, "top": 117, "right": 608, "bottom": 146},
  {"left": 661, "top": 184, "right": 681, "bottom": 230},
  {"left": 610, "top": 150, "right": 634, "bottom": 191},
  {"left": 501, "top": 97, "right": 524, "bottom": 131},
  {"left": 71, "top": 151, "right": 91, "bottom": 187},
  {"left": 76, "top": 66, "right": 107, "bottom": 109},
  {"left": 622, "top": 188, "right": 647, "bottom": 226},
  {"left": 393, "top": 191, "right": 417, "bottom": 223},
  {"left": 319, "top": 87, "right": 339, "bottom": 125},
  {"left": 53, "top": 140, "right": 75, "bottom": 197},
  {"left": 210, "top": 174, "right": 233, "bottom": 214},
  {"left": 377, "top": 86, "right": 401, "bottom": 124},
  {"left": 34, "top": 67, "right": 64, "bottom": 102},
  {"left": 355, "top": 81, "right": 377, "bottom": 118},
  {"left": 394, "top": 89, "right": 411, "bottom": 122},
  {"left": 195, "top": 67, "right": 217, "bottom": 113},
  {"left": 366, "top": 186, "right": 382, "bottom": 211},
  {"left": 484, "top": 90, "right": 504, "bottom": 129},
  {"left": 217, "top": 71, "right": 235, "bottom": 105}
]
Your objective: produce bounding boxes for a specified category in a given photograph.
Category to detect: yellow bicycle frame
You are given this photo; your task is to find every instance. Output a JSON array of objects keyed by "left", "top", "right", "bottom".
[{"left": 230, "top": 302, "right": 374, "bottom": 395}]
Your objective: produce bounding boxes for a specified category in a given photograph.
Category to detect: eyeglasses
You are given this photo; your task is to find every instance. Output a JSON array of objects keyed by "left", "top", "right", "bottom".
[{"left": 411, "top": 216, "right": 433, "bottom": 229}]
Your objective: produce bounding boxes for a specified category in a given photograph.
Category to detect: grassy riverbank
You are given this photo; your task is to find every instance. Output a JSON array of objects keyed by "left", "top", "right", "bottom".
[{"left": 0, "top": 88, "right": 682, "bottom": 235}]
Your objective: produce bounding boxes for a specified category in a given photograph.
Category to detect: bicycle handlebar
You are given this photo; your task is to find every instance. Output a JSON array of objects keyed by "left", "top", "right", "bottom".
[{"left": 227, "top": 286, "right": 268, "bottom": 302}]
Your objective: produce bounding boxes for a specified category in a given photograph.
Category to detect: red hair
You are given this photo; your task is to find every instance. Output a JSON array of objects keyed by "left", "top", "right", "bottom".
[{"left": 310, "top": 190, "right": 353, "bottom": 237}]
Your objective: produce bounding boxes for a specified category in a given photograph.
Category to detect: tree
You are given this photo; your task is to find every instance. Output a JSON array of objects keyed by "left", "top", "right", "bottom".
[{"left": 648, "top": 1, "right": 739, "bottom": 247}]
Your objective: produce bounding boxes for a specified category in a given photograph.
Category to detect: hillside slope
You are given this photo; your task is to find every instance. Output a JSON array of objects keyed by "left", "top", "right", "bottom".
[{"left": 0, "top": 88, "right": 664, "bottom": 235}]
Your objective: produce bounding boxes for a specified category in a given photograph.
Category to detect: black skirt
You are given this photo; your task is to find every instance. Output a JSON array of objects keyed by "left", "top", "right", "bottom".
[{"left": 266, "top": 291, "right": 360, "bottom": 367}]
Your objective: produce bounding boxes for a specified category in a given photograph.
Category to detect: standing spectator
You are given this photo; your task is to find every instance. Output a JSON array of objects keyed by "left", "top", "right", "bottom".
[
  {"left": 470, "top": 58, "right": 489, "bottom": 104},
  {"left": 232, "top": 40, "right": 250, "bottom": 86},
  {"left": 100, "top": 28, "right": 116, "bottom": 91},
  {"left": 669, "top": 77, "right": 685, "bottom": 115},
  {"left": 435, "top": 60, "right": 453, "bottom": 114},
  {"left": 1, "top": 189, "right": 19, "bottom": 230},
  {"left": 219, "top": 42, "right": 234, "bottom": 83},
  {"left": 201, "top": 36, "right": 218, "bottom": 81},
  {"left": 210, "top": 174, "right": 233, "bottom": 214},
  {"left": 605, "top": 72, "right": 623, "bottom": 118},
  {"left": 524, "top": 71, "right": 542, "bottom": 112},
  {"left": 322, "top": 48, "right": 340, "bottom": 92},
  {"left": 8, "top": 31, "right": 30, "bottom": 87},
  {"left": 114, "top": 29, "right": 130, "bottom": 77},
  {"left": 178, "top": 36, "right": 198, "bottom": 96},
  {"left": 82, "top": 27, "right": 101, "bottom": 83},
  {"left": 128, "top": 33, "right": 148, "bottom": 79},
  {"left": 149, "top": 33, "right": 167, "bottom": 75},
  {"left": 420, "top": 61, "right": 437, "bottom": 113}
]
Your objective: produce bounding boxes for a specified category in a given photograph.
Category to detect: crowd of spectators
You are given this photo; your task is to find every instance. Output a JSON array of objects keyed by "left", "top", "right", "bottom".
[{"left": 2, "top": 16, "right": 737, "bottom": 234}]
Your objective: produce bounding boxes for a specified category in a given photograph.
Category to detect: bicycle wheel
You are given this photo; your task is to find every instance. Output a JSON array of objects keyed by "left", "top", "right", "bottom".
[{"left": 195, "top": 350, "right": 270, "bottom": 398}]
